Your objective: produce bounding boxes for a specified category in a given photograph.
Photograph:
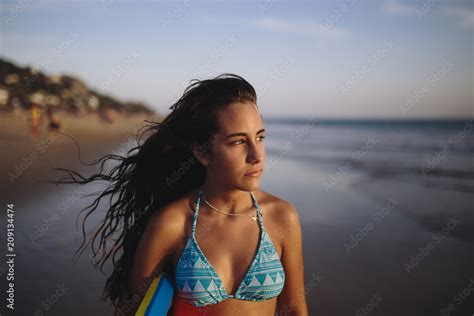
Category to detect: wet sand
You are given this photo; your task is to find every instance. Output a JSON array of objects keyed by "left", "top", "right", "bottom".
[
  {"left": 0, "top": 111, "right": 156, "bottom": 315},
  {"left": 262, "top": 154, "right": 474, "bottom": 316}
]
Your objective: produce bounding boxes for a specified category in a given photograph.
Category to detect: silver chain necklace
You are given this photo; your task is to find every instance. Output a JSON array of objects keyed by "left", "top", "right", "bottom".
[{"left": 201, "top": 190, "right": 259, "bottom": 222}]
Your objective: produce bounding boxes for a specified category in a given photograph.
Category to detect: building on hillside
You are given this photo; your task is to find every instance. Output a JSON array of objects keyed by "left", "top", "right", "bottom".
[{"left": 0, "top": 87, "right": 9, "bottom": 110}]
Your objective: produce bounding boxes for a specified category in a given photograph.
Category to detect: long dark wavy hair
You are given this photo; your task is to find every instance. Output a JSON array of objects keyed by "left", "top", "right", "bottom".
[{"left": 51, "top": 73, "right": 258, "bottom": 310}]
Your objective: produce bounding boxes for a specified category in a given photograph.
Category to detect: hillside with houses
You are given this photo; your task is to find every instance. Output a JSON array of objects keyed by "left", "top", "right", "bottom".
[{"left": 0, "top": 58, "right": 154, "bottom": 116}]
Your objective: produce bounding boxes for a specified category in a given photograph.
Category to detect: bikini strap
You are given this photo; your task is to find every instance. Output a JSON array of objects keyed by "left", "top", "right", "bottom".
[
  {"left": 191, "top": 187, "right": 202, "bottom": 238},
  {"left": 250, "top": 191, "right": 264, "bottom": 228}
]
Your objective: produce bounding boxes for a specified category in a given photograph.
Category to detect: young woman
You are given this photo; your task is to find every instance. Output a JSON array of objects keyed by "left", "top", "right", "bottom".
[{"left": 60, "top": 74, "right": 308, "bottom": 315}]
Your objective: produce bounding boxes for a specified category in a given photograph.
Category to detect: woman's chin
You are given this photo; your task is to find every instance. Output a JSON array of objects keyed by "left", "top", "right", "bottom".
[{"left": 240, "top": 178, "right": 261, "bottom": 190}]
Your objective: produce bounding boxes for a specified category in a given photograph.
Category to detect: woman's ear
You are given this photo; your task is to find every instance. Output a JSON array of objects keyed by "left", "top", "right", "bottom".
[{"left": 191, "top": 132, "right": 217, "bottom": 166}]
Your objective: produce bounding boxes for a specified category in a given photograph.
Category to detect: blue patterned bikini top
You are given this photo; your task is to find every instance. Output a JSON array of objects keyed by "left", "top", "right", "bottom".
[{"left": 174, "top": 187, "right": 286, "bottom": 307}]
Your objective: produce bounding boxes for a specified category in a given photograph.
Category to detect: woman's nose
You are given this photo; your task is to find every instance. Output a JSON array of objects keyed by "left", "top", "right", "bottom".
[{"left": 247, "top": 140, "right": 264, "bottom": 162}]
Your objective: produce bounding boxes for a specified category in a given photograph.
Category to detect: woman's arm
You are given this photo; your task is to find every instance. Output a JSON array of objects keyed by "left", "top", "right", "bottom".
[
  {"left": 115, "top": 204, "right": 184, "bottom": 315},
  {"left": 276, "top": 202, "right": 309, "bottom": 316}
]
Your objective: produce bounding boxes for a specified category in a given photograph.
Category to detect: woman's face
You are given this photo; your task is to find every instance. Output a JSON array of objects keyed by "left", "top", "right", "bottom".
[{"left": 205, "top": 101, "right": 266, "bottom": 191}]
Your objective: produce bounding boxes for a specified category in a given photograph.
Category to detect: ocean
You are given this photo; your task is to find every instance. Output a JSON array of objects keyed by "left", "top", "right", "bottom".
[{"left": 262, "top": 118, "right": 474, "bottom": 315}]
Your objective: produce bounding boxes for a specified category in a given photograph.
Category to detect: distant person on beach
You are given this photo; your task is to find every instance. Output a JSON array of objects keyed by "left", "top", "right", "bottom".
[
  {"left": 28, "top": 103, "right": 43, "bottom": 140},
  {"left": 45, "top": 105, "right": 62, "bottom": 134},
  {"left": 99, "top": 107, "right": 117, "bottom": 124},
  {"left": 55, "top": 74, "right": 308, "bottom": 316}
]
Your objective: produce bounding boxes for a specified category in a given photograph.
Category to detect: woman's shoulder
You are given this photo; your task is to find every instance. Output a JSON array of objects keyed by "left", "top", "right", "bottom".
[
  {"left": 254, "top": 189, "right": 300, "bottom": 225},
  {"left": 139, "top": 193, "right": 195, "bottom": 261}
]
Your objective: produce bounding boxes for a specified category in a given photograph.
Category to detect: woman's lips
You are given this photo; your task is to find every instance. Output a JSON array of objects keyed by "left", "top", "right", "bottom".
[{"left": 245, "top": 169, "right": 262, "bottom": 177}]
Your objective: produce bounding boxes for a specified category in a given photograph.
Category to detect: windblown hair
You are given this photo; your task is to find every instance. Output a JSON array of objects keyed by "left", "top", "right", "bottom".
[{"left": 51, "top": 73, "right": 257, "bottom": 311}]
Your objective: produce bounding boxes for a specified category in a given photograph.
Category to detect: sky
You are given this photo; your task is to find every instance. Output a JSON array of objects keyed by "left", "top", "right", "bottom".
[{"left": 0, "top": 0, "right": 472, "bottom": 119}]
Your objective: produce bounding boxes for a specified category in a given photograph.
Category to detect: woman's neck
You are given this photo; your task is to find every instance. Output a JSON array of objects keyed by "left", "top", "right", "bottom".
[{"left": 199, "top": 183, "right": 254, "bottom": 215}]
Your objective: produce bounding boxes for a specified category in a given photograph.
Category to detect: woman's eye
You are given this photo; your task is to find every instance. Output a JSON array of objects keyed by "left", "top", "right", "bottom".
[{"left": 232, "top": 136, "right": 266, "bottom": 145}]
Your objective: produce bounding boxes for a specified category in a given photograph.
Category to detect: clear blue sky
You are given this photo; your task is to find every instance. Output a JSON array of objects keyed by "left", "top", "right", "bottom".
[{"left": 1, "top": 0, "right": 472, "bottom": 119}]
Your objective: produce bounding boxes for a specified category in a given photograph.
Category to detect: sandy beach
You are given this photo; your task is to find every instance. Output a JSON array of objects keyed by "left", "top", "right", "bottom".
[
  {"left": 0, "top": 110, "right": 157, "bottom": 315},
  {"left": 0, "top": 111, "right": 156, "bottom": 201}
]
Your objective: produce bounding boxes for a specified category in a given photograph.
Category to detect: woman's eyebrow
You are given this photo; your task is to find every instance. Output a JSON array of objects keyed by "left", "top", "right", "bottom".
[{"left": 224, "top": 128, "right": 265, "bottom": 139}]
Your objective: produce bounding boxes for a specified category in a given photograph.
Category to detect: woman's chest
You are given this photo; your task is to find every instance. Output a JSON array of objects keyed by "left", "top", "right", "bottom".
[{"left": 170, "top": 213, "right": 282, "bottom": 266}]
